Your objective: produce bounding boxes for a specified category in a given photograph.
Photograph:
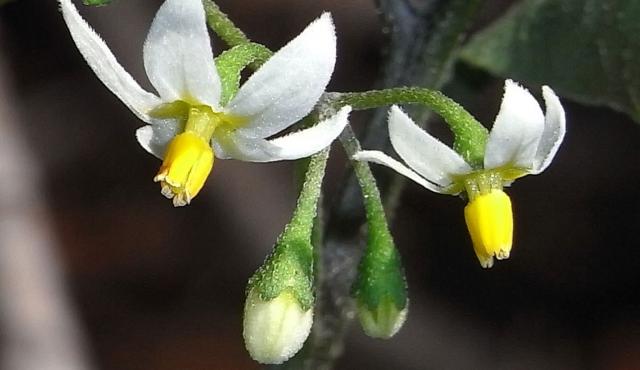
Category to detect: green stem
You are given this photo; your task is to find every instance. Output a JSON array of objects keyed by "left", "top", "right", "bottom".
[
  {"left": 247, "top": 149, "right": 329, "bottom": 311},
  {"left": 202, "top": 1, "right": 274, "bottom": 89},
  {"left": 329, "top": 88, "right": 488, "bottom": 168},
  {"left": 202, "top": 1, "right": 486, "bottom": 167},
  {"left": 215, "top": 43, "right": 273, "bottom": 105},
  {"left": 339, "top": 125, "right": 386, "bottom": 228},
  {"left": 202, "top": 0, "right": 253, "bottom": 47},
  {"left": 287, "top": 149, "right": 329, "bottom": 236},
  {"left": 341, "top": 125, "right": 407, "bottom": 311},
  {"left": 82, "top": 0, "right": 111, "bottom": 6}
]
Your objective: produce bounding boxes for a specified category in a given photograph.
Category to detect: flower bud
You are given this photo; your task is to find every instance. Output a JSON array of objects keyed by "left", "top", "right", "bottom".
[
  {"left": 243, "top": 288, "right": 313, "bottom": 364},
  {"left": 352, "top": 229, "right": 408, "bottom": 339},
  {"left": 242, "top": 149, "right": 325, "bottom": 363}
]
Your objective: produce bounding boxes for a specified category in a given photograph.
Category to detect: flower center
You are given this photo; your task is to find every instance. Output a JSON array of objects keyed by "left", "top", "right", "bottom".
[
  {"left": 154, "top": 131, "right": 214, "bottom": 206},
  {"left": 149, "top": 101, "right": 244, "bottom": 206},
  {"left": 461, "top": 170, "right": 504, "bottom": 201}
]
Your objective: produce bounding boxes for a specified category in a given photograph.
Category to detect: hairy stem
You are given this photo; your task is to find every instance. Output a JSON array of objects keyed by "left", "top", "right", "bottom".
[
  {"left": 315, "top": 2, "right": 482, "bottom": 369},
  {"left": 203, "top": 2, "right": 481, "bottom": 369},
  {"left": 202, "top": 0, "right": 251, "bottom": 47},
  {"left": 328, "top": 88, "right": 487, "bottom": 167}
]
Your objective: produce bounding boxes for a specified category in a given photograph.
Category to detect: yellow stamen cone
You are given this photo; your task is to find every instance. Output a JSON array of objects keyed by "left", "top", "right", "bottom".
[
  {"left": 154, "top": 132, "right": 214, "bottom": 207},
  {"left": 464, "top": 189, "right": 513, "bottom": 268}
]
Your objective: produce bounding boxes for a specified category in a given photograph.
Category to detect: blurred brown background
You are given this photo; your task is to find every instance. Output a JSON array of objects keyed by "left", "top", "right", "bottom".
[{"left": 0, "top": 0, "right": 638, "bottom": 369}]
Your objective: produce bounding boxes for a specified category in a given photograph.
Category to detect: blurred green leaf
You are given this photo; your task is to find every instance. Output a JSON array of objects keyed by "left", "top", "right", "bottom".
[
  {"left": 82, "top": 0, "right": 112, "bottom": 6},
  {"left": 461, "top": 0, "right": 640, "bottom": 122}
]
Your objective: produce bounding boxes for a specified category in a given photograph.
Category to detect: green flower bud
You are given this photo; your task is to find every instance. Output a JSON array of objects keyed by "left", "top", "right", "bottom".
[
  {"left": 344, "top": 146, "right": 409, "bottom": 339},
  {"left": 352, "top": 202, "right": 408, "bottom": 339},
  {"left": 353, "top": 241, "right": 408, "bottom": 339}
]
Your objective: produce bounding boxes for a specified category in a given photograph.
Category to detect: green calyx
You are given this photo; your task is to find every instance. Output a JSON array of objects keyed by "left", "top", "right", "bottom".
[
  {"left": 246, "top": 149, "right": 329, "bottom": 311},
  {"left": 461, "top": 171, "right": 503, "bottom": 201},
  {"left": 247, "top": 235, "right": 315, "bottom": 310},
  {"left": 352, "top": 231, "right": 408, "bottom": 312},
  {"left": 351, "top": 210, "right": 408, "bottom": 339},
  {"left": 453, "top": 166, "right": 528, "bottom": 201}
]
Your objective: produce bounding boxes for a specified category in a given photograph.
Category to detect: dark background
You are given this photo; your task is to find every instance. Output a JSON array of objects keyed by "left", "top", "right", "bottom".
[{"left": 0, "top": 0, "right": 638, "bottom": 369}]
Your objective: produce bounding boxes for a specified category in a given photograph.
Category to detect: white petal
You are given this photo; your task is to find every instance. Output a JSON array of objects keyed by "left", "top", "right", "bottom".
[
  {"left": 388, "top": 106, "right": 471, "bottom": 187},
  {"left": 143, "top": 0, "right": 221, "bottom": 108},
  {"left": 531, "top": 86, "right": 566, "bottom": 174},
  {"left": 135, "top": 118, "right": 182, "bottom": 159},
  {"left": 484, "top": 80, "right": 545, "bottom": 170},
  {"left": 352, "top": 150, "right": 448, "bottom": 194},
  {"left": 213, "top": 107, "right": 350, "bottom": 162},
  {"left": 212, "top": 132, "right": 277, "bottom": 162},
  {"left": 228, "top": 13, "right": 336, "bottom": 139},
  {"left": 260, "top": 106, "right": 350, "bottom": 160},
  {"left": 58, "top": 0, "right": 161, "bottom": 123}
]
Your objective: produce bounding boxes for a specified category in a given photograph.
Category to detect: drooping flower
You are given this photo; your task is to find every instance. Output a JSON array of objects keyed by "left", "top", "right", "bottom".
[
  {"left": 59, "top": 0, "right": 350, "bottom": 206},
  {"left": 353, "top": 80, "right": 566, "bottom": 268}
]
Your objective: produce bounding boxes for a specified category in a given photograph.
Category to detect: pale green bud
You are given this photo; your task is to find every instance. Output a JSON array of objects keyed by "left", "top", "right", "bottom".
[
  {"left": 357, "top": 295, "right": 408, "bottom": 339},
  {"left": 243, "top": 288, "right": 313, "bottom": 364}
]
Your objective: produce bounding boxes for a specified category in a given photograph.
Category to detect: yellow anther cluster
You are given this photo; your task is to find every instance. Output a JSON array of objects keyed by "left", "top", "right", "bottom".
[
  {"left": 464, "top": 189, "right": 513, "bottom": 268},
  {"left": 154, "top": 132, "right": 214, "bottom": 207}
]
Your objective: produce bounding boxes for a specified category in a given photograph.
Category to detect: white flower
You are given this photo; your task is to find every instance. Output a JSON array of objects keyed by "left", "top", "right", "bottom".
[
  {"left": 243, "top": 288, "right": 313, "bottom": 364},
  {"left": 59, "top": 0, "right": 350, "bottom": 206},
  {"left": 354, "top": 80, "right": 566, "bottom": 268}
]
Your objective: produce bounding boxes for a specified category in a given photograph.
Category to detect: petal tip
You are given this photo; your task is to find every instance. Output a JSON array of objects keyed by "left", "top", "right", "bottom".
[
  {"left": 135, "top": 126, "right": 153, "bottom": 151},
  {"left": 226, "top": 10, "right": 337, "bottom": 139},
  {"left": 388, "top": 104, "right": 403, "bottom": 116},
  {"left": 351, "top": 151, "right": 366, "bottom": 161},
  {"left": 302, "top": 12, "right": 336, "bottom": 44},
  {"left": 388, "top": 105, "right": 410, "bottom": 126},
  {"left": 317, "top": 12, "right": 335, "bottom": 30},
  {"left": 503, "top": 79, "right": 533, "bottom": 99},
  {"left": 310, "top": 11, "right": 337, "bottom": 48},
  {"left": 541, "top": 85, "right": 560, "bottom": 103},
  {"left": 330, "top": 105, "right": 352, "bottom": 119}
]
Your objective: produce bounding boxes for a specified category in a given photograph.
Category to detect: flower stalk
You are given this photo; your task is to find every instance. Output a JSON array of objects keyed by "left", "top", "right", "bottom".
[
  {"left": 342, "top": 125, "right": 408, "bottom": 339},
  {"left": 202, "top": 0, "right": 252, "bottom": 47},
  {"left": 327, "top": 88, "right": 488, "bottom": 168},
  {"left": 243, "top": 149, "right": 329, "bottom": 364}
]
